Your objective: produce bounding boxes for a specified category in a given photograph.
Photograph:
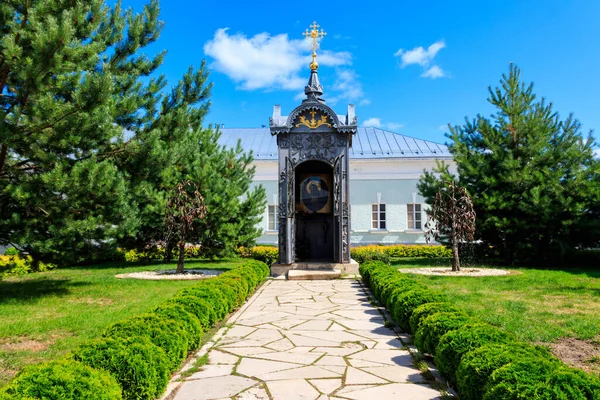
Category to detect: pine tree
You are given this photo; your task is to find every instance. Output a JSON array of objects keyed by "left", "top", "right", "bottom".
[
  {"left": 0, "top": 1, "right": 212, "bottom": 264},
  {"left": 419, "top": 64, "right": 600, "bottom": 264},
  {"left": 165, "top": 128, "right": 267, "bottom": 260}
]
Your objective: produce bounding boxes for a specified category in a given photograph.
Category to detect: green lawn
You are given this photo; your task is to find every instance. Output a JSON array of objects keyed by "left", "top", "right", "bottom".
[
  {"left": 392, "top": 258, "right": 600, "bottom": 343},
  {"left": 0, "top": 258, "right": 243, "bottom": 387}
]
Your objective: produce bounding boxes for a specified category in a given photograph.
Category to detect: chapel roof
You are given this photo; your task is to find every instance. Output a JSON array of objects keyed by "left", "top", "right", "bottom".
[{"left": 217, "top": 127, "right": 452, "bottom": 160}]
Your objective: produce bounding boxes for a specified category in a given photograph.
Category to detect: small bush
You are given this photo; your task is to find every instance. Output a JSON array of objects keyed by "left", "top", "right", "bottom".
[
  {"left": 409, "top": 302, "right": 459, "bottom": 334},
  {"left": 351, "top": 246, "right": 391, "bottom": 264},
  {"left": 483, "top": 359, "right": 600, "bottom": 400},
  {"left": 391, "top": 288, "right": 447, "bottom": 332},
  {"left": 0, "top": 359, "right": 122, "bottom": 400},
  {"left": 179, "top": 286, "right": 228, "bottom": 321},
  {"left": 72, "top": 337, "right": 169, "bottom": 400},
  {"left": 359, "top": 260, "right": 386, "bottom": 285},
  {"left": 248, "top": 246, "right": 278, "bottom": 265},
  {"left": 166, "top": 296, "right": 214, "bottom": 330},
  {"left": 201, "top": 280, "right": 238, "bottom": 313},
  {"left": 0, "top": 254, "right": 56, "bottom": 277},
  {"left": 152, "top": 304, "right": 203, "bottom": 350},
  {"left": 414, "top": 311, "right": 470, "bottom": 355},
  {"left": 103, "top": 314, "right": 188, "bottom": 370},
  {"left": 383, "top": 244, "right": 452, "bottom": 258},
  {"left": 435, "top": 323, "right": 513, "bottom": 386},
  {"left": 456, "top": 342, "right": 559, "bottom": 400}
]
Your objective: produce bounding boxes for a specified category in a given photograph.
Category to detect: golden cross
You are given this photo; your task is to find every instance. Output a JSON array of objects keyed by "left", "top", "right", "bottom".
[{"left": 303, "top": 21, "right": 326, "bottom": 70}]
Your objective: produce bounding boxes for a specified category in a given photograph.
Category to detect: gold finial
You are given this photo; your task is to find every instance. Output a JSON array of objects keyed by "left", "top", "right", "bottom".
[{"left": 303, "top": 21, "right": 326, "bottom": 71}]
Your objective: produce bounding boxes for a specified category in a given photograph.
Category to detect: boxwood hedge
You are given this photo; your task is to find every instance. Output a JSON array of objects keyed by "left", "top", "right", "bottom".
[
  {"left": 1, "top": 259, "right": 269, "bottom": 400},
  {"left": 359, "top": 260, "right": 600, "bottom": 400},
  {"left": 391, "top": 288, "right": 447, "bottom": 332},
  {"left": 456, "top": 342, "right": 559, "bottom": 400},
  {"left": 0, "top": 359, "right": 122, "bottom": 400},
  {"left": 409, "top": 302, "right": 459, "bottom": 334},
  {"left": 434, "top": 322, "right": 513, "bottom": 386},
  {"left": 484, "top": 359, "right": 600, "bottom": 400},
  {"left": 72, "top": 337, "right": 169, "bottom": 400}
]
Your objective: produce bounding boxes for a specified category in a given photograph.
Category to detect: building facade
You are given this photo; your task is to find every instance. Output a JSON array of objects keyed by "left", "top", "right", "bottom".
[{"left": 218, "top": 126, "right": 455, "bottom": 246}]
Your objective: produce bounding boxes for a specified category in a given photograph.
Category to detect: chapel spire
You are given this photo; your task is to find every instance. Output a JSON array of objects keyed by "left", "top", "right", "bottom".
[{"left": 302, "top": 21, "right": 327, "bottom": 103}]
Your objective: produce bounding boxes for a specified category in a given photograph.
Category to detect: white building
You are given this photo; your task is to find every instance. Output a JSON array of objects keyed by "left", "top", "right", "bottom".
[{"left": 219, "top": 127, "right": 455, "bottom": 246}]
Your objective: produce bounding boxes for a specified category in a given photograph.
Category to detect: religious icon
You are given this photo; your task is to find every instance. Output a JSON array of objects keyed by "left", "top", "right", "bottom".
[{"left": 297, "top": 174, "right": 332, "bottom": 214}]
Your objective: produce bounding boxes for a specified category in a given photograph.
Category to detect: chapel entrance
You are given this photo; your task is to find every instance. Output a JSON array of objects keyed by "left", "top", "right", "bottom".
[{"left": 294, "top": 161, "right": 334, "bottom": 262}]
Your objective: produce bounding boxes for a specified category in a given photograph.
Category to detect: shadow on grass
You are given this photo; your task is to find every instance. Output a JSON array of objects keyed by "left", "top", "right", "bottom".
[{"left": 0, "top": 279, "right": 91, "bottom": 303}]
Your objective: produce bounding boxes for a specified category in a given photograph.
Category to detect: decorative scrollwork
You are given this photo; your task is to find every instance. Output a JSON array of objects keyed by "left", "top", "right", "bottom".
[{"left": 295, "top": 110, "right": 332, "bottom": 129}]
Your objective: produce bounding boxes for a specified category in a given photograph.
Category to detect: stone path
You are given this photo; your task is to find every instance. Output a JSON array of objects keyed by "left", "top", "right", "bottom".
[{"left": 169, "top": 280, "right": 444, "bottom": 400}]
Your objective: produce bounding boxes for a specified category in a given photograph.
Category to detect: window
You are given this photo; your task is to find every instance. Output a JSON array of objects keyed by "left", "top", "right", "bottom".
[
  {"left": 372, "top": 203, "right": 386, "bottom": 230},
  {"left": 268, "top": 205, "right": 278, "bottom": 231},
  {"left": 407, "top": 204, "right": 422, "bottom": 230}
]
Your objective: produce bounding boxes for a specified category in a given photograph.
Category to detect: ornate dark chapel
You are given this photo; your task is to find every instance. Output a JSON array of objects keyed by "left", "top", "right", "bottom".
[{"left": 270, "top": 22, "right": 359, "bottom": 278}]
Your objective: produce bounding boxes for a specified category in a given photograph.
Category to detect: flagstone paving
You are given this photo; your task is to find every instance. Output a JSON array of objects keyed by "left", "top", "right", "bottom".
[{"left": 169, "top": 280, "right": 444, "bottom": 400}]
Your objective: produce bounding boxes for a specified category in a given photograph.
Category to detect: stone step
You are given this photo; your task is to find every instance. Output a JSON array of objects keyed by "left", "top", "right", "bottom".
[{"left": 287, "top": 269, "right": 341, "bottom": 280}]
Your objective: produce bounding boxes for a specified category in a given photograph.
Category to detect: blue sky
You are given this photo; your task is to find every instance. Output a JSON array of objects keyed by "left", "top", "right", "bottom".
[{"left": 122, "top": 0, "right": 599, "bottom": 147}]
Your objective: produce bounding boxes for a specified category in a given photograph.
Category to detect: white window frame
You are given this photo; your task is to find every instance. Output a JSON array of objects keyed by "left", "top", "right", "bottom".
[
  {"left": 267, "top": 205, "right": 278, "bottom": 231},
  {"left": 372, "top": 203, "right": 387, "bottom": 230},
  {"left": 407, "top": 203, "right": 422, "bottom": 230}
]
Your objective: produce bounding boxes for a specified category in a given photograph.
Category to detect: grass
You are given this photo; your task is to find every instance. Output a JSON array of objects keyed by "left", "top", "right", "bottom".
[
  {"left": 0, "top": 258, "right": 243, "bottom": 387},
  {"left": 392, "top": 258, "right": 600, "bottom": 343}
]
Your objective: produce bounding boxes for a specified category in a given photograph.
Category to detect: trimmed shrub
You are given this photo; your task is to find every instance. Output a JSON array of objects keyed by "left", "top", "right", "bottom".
[
  {"left": 435, "top": 323, "right": 513, "bottom": 386},
  {"left": 0, "top": 359, "right": 122, "bottom": 400},
  {"left": 383, "top": 244, "right": 451, "bottom": 258},
  {"left": 414, "top": 311, "right": 470, "bottom": 355},
  {"left": 359, "top": 260, "right": 386, "bottom": 285},
  {"left": 456, "top": 342, "right": 559, "bottom": 400},
  {"left": 72, "top": 337, "right": 169, "bottom": 400},
  {"left": 351, "top": 246, "right": 391, "bottom": 264},
  {"left": 103, "top": 314, "right": 188, "bottom": 370},
  {"left": 248, "top": 246, "right": 278, "bottom": 265},
  {"left": 179, "top": 286, "right": 228, "bottom": 321},
  {"left": 202, "top": 280, "right": 238, "bottom": 313},
  {"left": 483, "top": 359, "right": 600, "bottom": 400},
  {"left": 384, "top": 281, "right": 426, "bottom": 311},
  {"left": 352, "top": 244, "right": 451, "bottom": 262},
  {"left": 409, "top": 302, "right": 459, "bottom": 334},
  {"left": 391, "top": 288, "right": 447, "bottom": 332},
  {"left": 166, "top": 296, "right": 214, "bottom": 330},
  {"left": 153, "top": 304, "right": 203, "bottom": 350},
  {"left": 215, "top": 276, "right": 247, "bottom": 307},
  {"left": 220, "top": 271, "right": 250, "bottom": 298}
]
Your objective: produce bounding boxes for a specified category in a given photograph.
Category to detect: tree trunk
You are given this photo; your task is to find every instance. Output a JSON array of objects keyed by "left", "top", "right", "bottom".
[
  {"left": 452, "top": 240, "right": 461, "bottom": 271},
  {"left": 164, "top": 240, "right": 173, "bottom": 263},
  {"left": 176, "top": 240, "right": 185, "bottom": 274}
]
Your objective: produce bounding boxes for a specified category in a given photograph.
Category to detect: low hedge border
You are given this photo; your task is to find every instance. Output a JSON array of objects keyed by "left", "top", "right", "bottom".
[
  {"left": 0, "top": 259, "right": 270, "bottom": 400},
  {"left": 238, "top": 244, "right": 451, "bottom": 266},
  {"left": 359, "top": 260, "right": 600, "bottom": 400}
]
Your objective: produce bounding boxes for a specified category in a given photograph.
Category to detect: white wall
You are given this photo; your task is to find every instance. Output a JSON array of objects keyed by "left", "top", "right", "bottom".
[{"left": 252, "top": 157, "right": 455, "bottom": 245}]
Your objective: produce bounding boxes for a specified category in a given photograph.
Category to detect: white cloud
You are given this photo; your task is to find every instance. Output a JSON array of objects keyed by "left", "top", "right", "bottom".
[
  {"left": 387, "top": 122, "right": 404, "bottom": 130},
  {"left": 395, "top": 40, "right": 445, "bottom": 67},
  {"left": 326, "top": 69, "right": 370, "bottom": 106},
  {"left": 362, "top": 118, "right": 382, "bottom": 128},
  {"left": 394, "top": 40, "right": 448, "bottom": 79},
  {"left": 421, "top": 65, "right": 446, "bottom": 79},
  {"left": 361, "top": 118, "right": 403, "bottom": 131},
  {"left": 594, "top": 148, "right": 600, "bottom": 158},
  {"left": 204, "top": 28, "right": 351, "bottom": 91}
]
